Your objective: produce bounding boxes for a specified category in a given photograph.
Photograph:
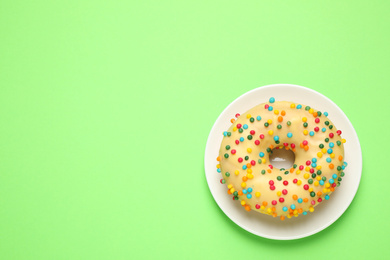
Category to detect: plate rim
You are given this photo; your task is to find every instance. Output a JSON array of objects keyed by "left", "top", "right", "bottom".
[{"left": 204, "top": 83, "right": 362, "bottom": 240}]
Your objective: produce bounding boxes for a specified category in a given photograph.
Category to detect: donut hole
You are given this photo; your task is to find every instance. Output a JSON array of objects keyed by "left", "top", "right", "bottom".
[{"left": 269, "top": 147, "right": 295, "bottom": 169}]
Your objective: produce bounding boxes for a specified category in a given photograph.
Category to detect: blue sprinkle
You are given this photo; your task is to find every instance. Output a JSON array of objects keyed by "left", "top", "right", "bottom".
[
  {"left": 303, "top": 211, "right": 307, "bottom": 215},
  {"left": 269, "top": 97, "right": 275, "bottom": 103},
  {"left": 243, "top": 124, "right": 248, "bottom": 129},
  {"left": 343, "top": 161, "right": 348, "bottom": 166},
  {"left": 246, "top": 194, "right": 252, "bottom": 199},
  {"left": 268, "top": 106, "right": 273, "bottom": 111},
  {"left": 259, "top": 152, "right": 265, "bottom": 157},
  {"left": 297, "top": 104, "right": 302, "bottom": 109},
  {"left": 223, "top": 131, "right": 228, "bottom": 136},
  {"left": 298, "top": 198, "right": 303, "bottom": 203},
  {"left": 290, "top": 204, "right": 296, "bottom": 210},
  {"left": 282, "top": 207, "right": 288, "bottom": 212},
  {"left": 329, "top": 179, "right": 334, "bottom": 184},
  {"left": 242, "top": 165, "right": 247, "bottom": 170},
  {"left": 287, "top": 132, "right": 293, "bottom": 138},
  {"left": 311, "top": 163, "right": 317, "bottom": 168},
  {"left": 325, "top": 195, "right": 330, "bottom": 200},
  {"left": 327, "top": 149, "right": 333, "bottom": 154},
  {"left": 324, "top": 112, "right": 329, "bottom": 116},
  {"left": 312, "top": 158, "right": 317, "bottom": 163},
  {"left": 332, "top": 174, "right": 337, "bottom": 179},
  {"left": 217, "top": 168, "right": 221, "bottom": 173},
  {"left": 326, "top": 158, "right": 332, "bottom": 163},
  {"left": 342, "top": 165, "right": 345, "bottom": 170},
  {"left": 322, "top": 128, "right": 326, "bottom": 132},
  {"left": 240, "top": 137, "right": 244, "bottom": 142},
  {"left": 274, "top": 136, "right": 279, "bottom": 141},
  {"left": 256, "top": 116, "right": 261, "bottom": 121},
  {"left": 319, "top": 180, "right": 324, "bottom": 186},
  {"left": 247, "top": 187, "right": 253, "bottom": 193},
  {"left": 309, "top": 131, "right": 314, "bottom": 136},
  {"left": 329, "top": 142, "right": 334, "bottom": 148},
  {"left": 242, "top": 189, "right": 247, "bottom": 194}
]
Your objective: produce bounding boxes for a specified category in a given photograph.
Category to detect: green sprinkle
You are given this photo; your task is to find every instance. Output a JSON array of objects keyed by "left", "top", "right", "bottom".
[
  {"left": 317, "top": 111, "right": 322, "bottom": 117},
  {"left": 325, "top": 138, "right": 329, "bottom": 143},
  {"left": 308, "top": 179, "right": 313, "bottom": 184},
  {"left": 227, "top": 132, "right": 231, "bottom": 137},
  {"left": 303, "top": 122, "right": 308, "bottom": 128},
  {"left": 317, "top": 170, "right": 322, "bottom": 175},
  {"left": 266, "top": 148, "right": 271, "bottom": 153},
  {"left": 322, "top": 176, "right": 327, "bottom": 181},
  {"left": 250, "top": 117, "right": 255, "bottom": 123},
  {"left": 277, "top": 176, "right": 282, "bottom": 181},
  {"left": 329, "top": 125, "right": 333, "bottom": 129},
  {"left": 310, "top": 191, "right": 315, "bottom": 197},
  {"left": 224, "top": 153, "right": 229, "bottom": 158},
  {"left": 225, "top": 145, "right": 230, "bottom": 150},
  {"left": 337, "top": 166, "right": 342, "bottom": 171},
  {"left": 325, "top": 121, "right": 330, "bottom": 126},
  {"left": 305, "top": 106, "right": 310, "bottom": 111},
  {"left": 284, "top": 171, "right": 289, "bottom": 175},
  {"left": 261, "top": 170, "right": 266, "bottom": 174},
  {"left": 293, "top": 164, "right": 297, "bottom": 168},
  {"left": 311, "top": 173, "right": 316, "bottom": 178},
  {"left": 319, "top": 144, "right": 324, "bottom": 148},
  {"left": 244, "top": 156, "right": 249, "bottom": 160},
  {"left": 225, "top": 172, "right": 230, "bottom": 177},
  {"left": 336, "top": 141, "right": 341, "bottom": 146},
  {"left": 221, "top": 179, "right": 226, "bottom": 184},
  {"left": 233, "top": 191, "right": 238, "bottom": 196},
  {"left": 258, "top": 159, "right": 262, "bottom": 164},
  {"left": 277, "top": 124, "right": 282, "bottom": 129},
  {"left": 239, "top": 128, "right": 243, "bottom": 133},
  {"left": 264, "top": 122, "right": 269, "bottom": 127},
  {"left": 287, "top": 121, "right": 291, "bottom": 126},
  {"left": 247, "top": 135, "right": 253, "bottom": 140},
  {"left": 340, "top": 172, "right": 345, "bottom": 177}
]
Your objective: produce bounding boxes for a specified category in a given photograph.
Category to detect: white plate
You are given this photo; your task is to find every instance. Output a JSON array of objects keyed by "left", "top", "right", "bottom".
[{"left": 204, "top": 84, "right": 362, "bottom": 240}]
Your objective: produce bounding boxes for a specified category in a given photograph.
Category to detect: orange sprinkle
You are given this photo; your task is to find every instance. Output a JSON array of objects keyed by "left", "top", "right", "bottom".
[
  {"left": 246, "top": 163, "right": 251, "bottom": 168},
  {"left": 280, "top": 215, "right": 285, "bottom": 221},
  {"left": 269, "top": 145, "right": 274, "bottom": 149},
  {"left": 313, "top": 112, "right": 318, "bottom": 117},
  {"left": 245, "top": 205, "right": 251, "bottom": 211},
  {"left": 292, "top": 148, "right": 296, "bottom": 152},
  {"left": 242, "top": 176, "right": 248, "bottom": 182},
  {"left": 330, "top": 187, "right": 335, "bottom": 192},
  {"left": 338, "top": 155, "right": 343, "bottom": 161},
  {"left": 329, "top": 163, "right": 334, "bottom": 169},
  {"left": 298, "top": 208, "right": 303, "bottom": 213},
  {"left": 230, "top": 118, "right": 235, "bottom": 123},
  {"left": 304, "top": 145, "right": 309, "bottom": 151},
  {"left": 227, "top": 190, "right": 232, "bottom": 195},
  {"left": 289, "top": 208, "right": 293, "bottom": 213},
  {"left": 300, "top": 143, "right": 304, "bottom": 148},
  {"left": 281, "top": 110, "right": 286, "bottom": 116},
  {"left": 267, "top": 169, "right": 272, "bottom": 173},
  {"left": 278, "top": 116, "right": 283, "bottom": 122},
  {"left": 290, "top": 168, "right": 294, "bottom": 173},
  {"left": 303, "top": 198, "right": 309, "bottom": 203},
  {"left": 292, "top": 195, "right": 298, "bottom": 200},
  {"left": 238, "top": 190, "right": 243, "bottom": 196},
  {"left": 272, "top": 213, "right": 277, "bottom": 217},
  {"left": 285, "top": 147, "right": 290, "bottom": 150},
  {"left": 216, "top": 156, "right": 221, "bottom": 161},
  {"left": 262, "top": 201, "right": 268, "bottom": 206},
  {"left": 289, "top": 212, "right": 294, "bottom": 216},
  {"left": 317, "top": 191, "right": 322, "bottom": 196},
  {"left": 272, "top": 207, "right": 276, "bottom": 212}
]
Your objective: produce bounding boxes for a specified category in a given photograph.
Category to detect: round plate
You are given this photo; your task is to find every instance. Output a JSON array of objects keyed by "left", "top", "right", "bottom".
[{"left": 204, "top": 84, "right": 362, "bottom": 240}]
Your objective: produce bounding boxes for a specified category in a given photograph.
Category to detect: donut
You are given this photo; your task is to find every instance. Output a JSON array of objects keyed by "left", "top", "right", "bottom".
[{"left": 216, "top": 97, "right": 347, "bottom": 220}]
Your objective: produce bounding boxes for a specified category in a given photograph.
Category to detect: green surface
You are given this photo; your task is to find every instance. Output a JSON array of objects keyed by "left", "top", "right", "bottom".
[{"left": 0, "top": 0, "right": 389, "bottom": 259}]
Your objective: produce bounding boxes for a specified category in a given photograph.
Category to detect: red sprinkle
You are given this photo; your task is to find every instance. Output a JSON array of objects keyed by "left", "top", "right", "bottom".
[
  {"left": 299, "top": 165, "right": 304, "bottom": 170},
  {"left": 282, "top": 189, "right": 288, "bottom": 195},
  {"left": 235, "top": 113, "right": 240, "bottom": 118},
  {"left": 260, "top": 134, "right": 265, "bottom": 139},
  {"left": 270, "top": 185, "right": 275, "bottom": 190},
  {"left": 306, "top": 160, "right": 311, "bottom": 166},
  {"left": 269, "top": 180, "right": 274, "bottom": 185},
  {"left": 238, "top": 158, "right": 243, "bottom": 163},
  {"left": 265, "top": 104, "right": 269, "bottom": 109},
  {"left": 220, "top": 179, "right": 223, "bottom": 184},
  {"left": 315, "top": 118, "right": 320, "bottom": 123},
  {"left": 279, "top": 197, "right": 285, "bottom": 203},
  {"left": 318, "top": 198, "right": 322, "bottom": 203},
  {"left": 293, "top": 178, "right": 298, "bottom": 183},
  {"left": 237, "top": 124, "right": 242, "bottom": 129},
  {"left": 250, "top": 160, "right": 256, "bottom": 166},
  {"left": 235, "top": 140, "right": 239, "bottom": 145},
  {"left": 303, "top": 184, "right": 309, "bottom": 190},
  {"left": 255, "top": 204, "right": 260, "bottom": 209},
  {"left": 337, "top": 130, "right": 342, "bottom": 135},
  {"left": 250, "top": 130, "right": 255, "bottom": 135},
  {"left": 269, "top": 165, "right": 273, "bottom": 169},
  {"left": 329, "top": 133, "right": 334, "bottom": 138},
  {"left": 303, "top": 140, "right": 308, "bottom": 145},
  {"left": 314, "top": 127, "right": 319, "bottom": 132},
  {"left": 255, "top": 140, "right": 260, "bottom": 145},
  {"left": 272, "top": 200, "right": 277, "bottom": 205},
  {"left": 310, "top": 168, "right": 315, "bottom": 173},
  {"left": 231, "top": 149, "right": 236, "bottom": 154},
  {"left": 283, "top": 142, "right": 288, "bottom": 147},
  {"left": 291, "top": 143, "right": 296, "bottom": 148},
  {"left": 332, "top": 183, "right": 337, "bottom": 187},
  {"left": 283, "top": 181, "right": 288, "bottom": 186}
]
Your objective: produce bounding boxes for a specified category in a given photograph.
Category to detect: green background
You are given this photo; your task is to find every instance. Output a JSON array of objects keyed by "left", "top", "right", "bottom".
[{"left": 0, "top": 0, "right": 389, "bottom": 259}]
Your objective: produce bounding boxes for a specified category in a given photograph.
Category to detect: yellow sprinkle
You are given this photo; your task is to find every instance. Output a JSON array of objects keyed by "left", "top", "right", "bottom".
[
  {"left": 228, "top": 184, "right": 233, "bottom": 189},
  {"left": 241, "top": 200, "right": 246, "bottom": 206},
  {"left": 296, "top": 170, "right": 301, "bottom": 175},
  {"left": 303, "top": 130, "right": 308, "bottom": 135},
  {"left": 316, "top": 165, "right": 322, "bottom": 170},
  {"left": 341, "top": 138, "right": 346, "bottom": 143},
  {"left": 321, "top": 148, "right": 327, "bottom": 154},
  {"left": 233, "top": 127, "right": 237, "bottom": 131},
  {"left": 323, "top": 188, "right": 328, "bottom": 193},
  {"left": 287, "top": 214, "right": 292, "bottom": 218},
  {"left": 297, "top": 180, "right": 302, "bottom": 185},
  {"left": 302, "top": 117, "right": 307, "bottom": 122},
  {"left": 274, "top": 110, "right": 279, "bottom": 115},
  {"left": 325, "top": 183, "right": 330, "bottom": 188},
  {"left": 247, "top": 148, "right": 252, "bottom": 153},
  {"left": 305, "top": 166, "right": 311, "bottom": 172},
  {"left": 247, "top": 174, "right": 254, "bottom": 179},
  {"left": 293, "top": 210, "right": 298, "bottom": 215},
  {"left": 330, "top": 153, "right": 335, "bottom": 158},
  {"left": 304, "top": 173, "right": 310, "bottom": 179},
  {"left": 230, "top": 188, "right": 235, "bottom": 193},
  {"left": 309, "top": 188, "right": 313, "bottom": 192},
  {"left": 277, "top": 191, "right": 282, "bottom": 196},
  {"left": 260, "top": 205, "right": 265, "bottom": 210},
  {"left": 216, "top": 164, "right": 220, "bottom": 168},
  {"left": 234, "top": 170, "right": 239, "bottom": 176},
  {"left": 290, "top": 103, "right": 296, "bottom": 108},
  {"left": 267, "top": 119, "right": 272, "bottom": 124},
  {"left": 279, "top": 145, "right": 283, "bottom": 149},
  {"left": 247, "top": 168, "right": 252, "bottom": 174},
  {"left": 267, "top": 208, "right": 272, "bottom": 213},
  {"left": 309, "top": 206, "right": 314, "bottom": 212},
  {"left": 241, "top": 182, "right": 246, "bottom": 188},
  {"left": 317, "top": 152, "right": 323, "bottom": 158},
  {"left": 262, "top": 158, "right": 266, "bottom": 164},
  {"left": 314, "top": 181, "right": 319, "bottom": 186},
  {"left": 309, "top": 108, "right": 314, "bottom": 114},
  {"left": 327, "top": 188, "right": 331, "bottom": 192},
  {"left": 316, "top": 176, "right": 321, "bottom": 181},
  {"left": 255, "top": 192, "right": 261, "bottom": 197},
  {"left": 268, "top": 130, "right": 274, "bottom": 135},
  {"left": 246, "top": 114, "right": 251, "bottom": 119}
]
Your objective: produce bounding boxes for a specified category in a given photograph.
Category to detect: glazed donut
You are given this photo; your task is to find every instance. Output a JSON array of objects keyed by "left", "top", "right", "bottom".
[{"left": 217, "top": 97, "right": 347, "bottom": 220}]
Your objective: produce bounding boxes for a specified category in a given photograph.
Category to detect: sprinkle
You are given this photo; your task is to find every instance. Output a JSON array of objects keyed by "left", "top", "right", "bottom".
[
  {"left": 325, "top": 195, "right": 330, "bottom": 200},
  {"left": 296, "top": 105, "right": 302, "bottom": 109},
  {"left": 274, "top": 136, "right": 279, "bottom": 141},
  {"left": 282, "top": 207, "right": 288, "bottom": 212},
  {"left": 259, "top": 152, "right": 265, "bottom": 157},
  {"left": 268, "top": 106, "right": 273, "bottom": 111},
  {"left": 246, "top": 194, "right": 252, "bottom": 199},
  {"left": 240, "top": 137, "right": 244, "bottom": 142},
  {"left": 309, "top": 131, "right": 314, "bottom": 136},
  {"left": 287, "top": 132, "right": 293, "bottom": 138},
  {"left": 269, "top": 97, "right": 275, "bottom": 103},
  {"left": 322, "top": 128, "right": 326, "bottom": 132},
  {"left": 327, "top": 149, "right": 333, "bottom": 154},
  {"left": 324, "top": 112, "right": 328, "bottom": 116},
  {"left": 256, "top": 116, "right": 261, "bottom": 121},
  {"left": 298, "top": 198, "right": 303, "bottom": 203},
  {"left": 291, "top": 204, "right": 296, "bottom": 210}
]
